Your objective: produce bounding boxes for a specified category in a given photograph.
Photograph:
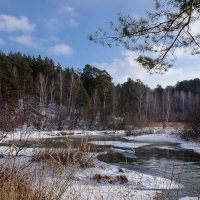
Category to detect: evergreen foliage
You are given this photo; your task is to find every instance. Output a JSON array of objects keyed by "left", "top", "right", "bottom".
[
  {"left": 90, "top": 0, "right": 200, "bottom": 72},
  {"left": 0, "top": 51, "right": 200, "bottom": 129}
]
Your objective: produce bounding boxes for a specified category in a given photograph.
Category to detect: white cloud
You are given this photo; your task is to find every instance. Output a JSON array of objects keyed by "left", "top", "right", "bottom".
[
  {"left": 49, "top": 44, "right": 74, "bottom": 56},
  {"left": 189, "top": 11, "right": 200, "bottom": 35},
  {"left": 0, "top": 14, "right": 35, "bottom": 32},
  {"left": 173, "top": 47, "right": 200, "bottom": 60},
  {"left": 152, "top": 45, "right": 198, "bottom": 61},
  {"left": 94, "top": 51, "right": 149, "bottom": 84},
  {"left": 94, "top": 50, "right": 200, "bottom": 88},
  {"left": 190, "top": 20, "right": 200, "bottom": 35},
  {"left": 9, "top": 35, "right": 39, "bottom": 48},
  {"left": 59, "top": 5, "right": 79, "bottom": 28},
  {"left": 63, "top": 5, "right": 76, "bottom": 16}
]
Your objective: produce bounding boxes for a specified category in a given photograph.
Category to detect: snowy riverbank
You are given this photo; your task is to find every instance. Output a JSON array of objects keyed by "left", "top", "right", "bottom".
[
  {"left": 62, "top": 158, "right": 184, "bottom": 200},
  {"left": 1, "top": 126, "right": 182, "bottom": 142},
  {"left": 1, "top": 128, "right": 200, "bottom": 200},
  {"left": 124, "top": 133, "right": 200, "bottom": 154}
]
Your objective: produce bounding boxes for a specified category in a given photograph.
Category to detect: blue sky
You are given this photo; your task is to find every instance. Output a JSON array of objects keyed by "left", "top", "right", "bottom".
[{"left": 0, "top": 0, "right": 200, "bottom": 88}]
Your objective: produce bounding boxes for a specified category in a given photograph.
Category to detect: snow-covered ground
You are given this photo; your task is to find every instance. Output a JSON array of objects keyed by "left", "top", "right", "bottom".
[
  {"left": 124, "top": 133, "right": 179, "bottom": 143},
  {"left": 124, "top": 133, "right": 200, "bottom": 154},
  {"left": 180, "top": 142, "right": 200, "bottom": 154},
  {"left": 89, "top": 141, "right": 151, "bottom": 148},
  {"left": 179, "top": 198, "right": 199, "bottom": 200},
  {"left": 1, "top": 126, "right": 180, "bottom": 142},
  {"left": 0, "top": 145, "right": 185, "bottom": 200},
  {"left": 1, "top": 128, "right": 200, "bottom": 200},
  {"left": 77, "top": 158, "right": 184, "bottom": 190},
  {"left": 61, "top": 155, "right": 184, "bottom": 200},
  {"left": 64, "top": 183, "right": 158, "bottom": 200},
  {"left": 1, "top": 127, "right": 127, "bottom": 142},
  {"left": 0, "top": 146, "right": 35, "bottom": 156}
]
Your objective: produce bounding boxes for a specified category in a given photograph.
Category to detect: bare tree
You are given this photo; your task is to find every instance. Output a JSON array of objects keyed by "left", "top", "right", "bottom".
[
  {"left": 163, "top": 87, "right": 172, "bottom": 127},
  {"left": 180, "top": 90, "right": 186, "bottom": 114},
  {"left": 112, "top": 86, "right": 116, "bottom": 117},
  {"left": 57, "top": 69, "right": 64, "bottom": 106},
  {"left": 135, "top": 81, "right": 145, "bottom": 125},
  {"left": 67, "top": 72, "right": 79, "bottom": 118},
  {"left": 145, "top": 90, "right": 152, "bottom": 122},
  {"left": 35, "top": 72, "right": 48, "bottom": 105},
  {"left": 91, "top": 88, "right": 99, "bottom": 125},
  {"left": 49, "top": 78, "right": 56, "bottom": 104}
]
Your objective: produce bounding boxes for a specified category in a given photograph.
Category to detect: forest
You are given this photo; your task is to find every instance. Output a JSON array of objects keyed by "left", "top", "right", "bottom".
[{"left": 0, "top": 51, "right": 200, "bottom": 131}]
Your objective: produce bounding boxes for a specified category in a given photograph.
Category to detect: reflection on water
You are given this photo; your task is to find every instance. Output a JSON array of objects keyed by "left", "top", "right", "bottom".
[{"left": 97, "top": 140, "right": 200, "bottom": 196}]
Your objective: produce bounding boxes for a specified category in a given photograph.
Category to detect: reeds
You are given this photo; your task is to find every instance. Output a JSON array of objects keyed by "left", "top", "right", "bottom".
[{"left": 0, "top": 136, "right": 96, "bottom": 200}]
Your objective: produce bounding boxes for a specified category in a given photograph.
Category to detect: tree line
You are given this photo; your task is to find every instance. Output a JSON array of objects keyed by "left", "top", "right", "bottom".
[{"left": 0, "top": 51, "right": 199, "bottom": 130}]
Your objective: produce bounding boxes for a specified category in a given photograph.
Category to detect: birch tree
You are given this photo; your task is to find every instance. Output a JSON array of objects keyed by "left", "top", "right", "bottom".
[
  {"left": 35, "top": 72, "right": 48, "bottom": 105},
  {"left": 49, "top": 78, "right": 55, "bottom": 104},
  {"left": 57, "top": 69, "right": 64, "bottom": 106}
]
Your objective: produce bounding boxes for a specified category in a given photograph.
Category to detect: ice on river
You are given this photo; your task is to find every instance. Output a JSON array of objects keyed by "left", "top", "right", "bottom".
[
  {"left": 125, "top": 133, "right": 200, "bottom": 154},
  {"left": 90, "top": 141, "right": 151, "bottom": 148}
]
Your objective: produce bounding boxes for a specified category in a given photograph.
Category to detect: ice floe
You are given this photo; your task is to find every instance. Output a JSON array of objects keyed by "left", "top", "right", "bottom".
[{"left": 90, "top": 141, "right": 151, "bottom": 149}]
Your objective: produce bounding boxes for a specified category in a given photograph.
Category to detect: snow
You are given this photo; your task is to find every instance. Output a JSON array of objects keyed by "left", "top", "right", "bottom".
[
  {"left": 61, "top": 157, "right": 184, "bottom": 200},
  {"left": 76, "top": 161, "right": 184, "bottom": 190},
  {"left": 180, "top": 141, "right": 200, "bottom": 154},
  {"left": 128, "top": 127, "right": 181, "bottom": 135},
  {"left": 0, "top": 146, "right": 41, "bottom": 156},
  {"left": 179, "top": 198, "right": 199, "bottom": 200},
  {"left": 0, "top": 144, "right": 185, "bottom": 200},
  {"left": 110, "top": 147, "right": 135, "bottom": 154},
  {"left": 64, "top": 184, "right": 158, "bottom": 200},
  {"left": 1, "top": 128, "right": 127, "bottom": 143},
  {"left": 90, "top": 141, "right": 151, "bottom": 148},
  {"left": 124, "top": 133, "right": 179, "bottom": 143},
  {"left": 125, "top": 133, "right": 200, "bottom": 154},
  {"left": 1, "top": 128, "right": 200, "bottom": 199},
  {"left": 156, "top": 146, "right": 177, "bottom": 150}
]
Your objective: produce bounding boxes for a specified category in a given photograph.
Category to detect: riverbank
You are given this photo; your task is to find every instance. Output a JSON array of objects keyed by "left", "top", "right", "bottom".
[
  {"left": 0, "top": 149, "right": 185, "bottom": 200},
  {"left": 0, "top": 127, "right": 200, "bottom": 200},
  {"left": 1, "top": 125, "right": 183, "bottom": 141}
]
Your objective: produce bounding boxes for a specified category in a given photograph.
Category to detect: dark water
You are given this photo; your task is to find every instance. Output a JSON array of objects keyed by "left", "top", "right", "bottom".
[{"left": 95, "top": 138, "right": 200, "bottom": 197}]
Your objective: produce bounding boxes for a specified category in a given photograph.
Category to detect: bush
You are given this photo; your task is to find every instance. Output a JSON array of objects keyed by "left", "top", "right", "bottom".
[
  {"left": 93, "top": 174, "right": 128, "bottom": 184},
  {"left": 0, "top": 165, "right": 45, "bottom": 200},
  {"left": 31, "top": 137, "right": 95, "bottom": 169}
]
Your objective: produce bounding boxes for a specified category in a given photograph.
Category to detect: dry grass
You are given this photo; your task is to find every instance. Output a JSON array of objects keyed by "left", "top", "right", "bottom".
[
  {"left": 0, "top": 158, "right": 76, "bottom": 200},
  {"left": 93, "top": 174, "right": 128, "bottom": 184},
  {"left": 0, "top": 165, "right": 45, "bottom": 200},
  {"left": 32, "top": 149, "right": 94, "bottom": 169},
  {"left": 31, "top": 137, "right": 95, "bottom": 169},
  {"left": 0, "top": 136, "right": 96, "bottom": 200}
]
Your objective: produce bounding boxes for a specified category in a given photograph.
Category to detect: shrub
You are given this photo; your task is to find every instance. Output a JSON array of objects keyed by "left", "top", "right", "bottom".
[
  {"left": 31, "top": 137, "right": 95, "bottom": 169},
  {"left": 0, "top": 165, "right": 45, "bottom": 200},
  {"left": 93, "top": 174, "right": 128, "bottom": 184}
]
